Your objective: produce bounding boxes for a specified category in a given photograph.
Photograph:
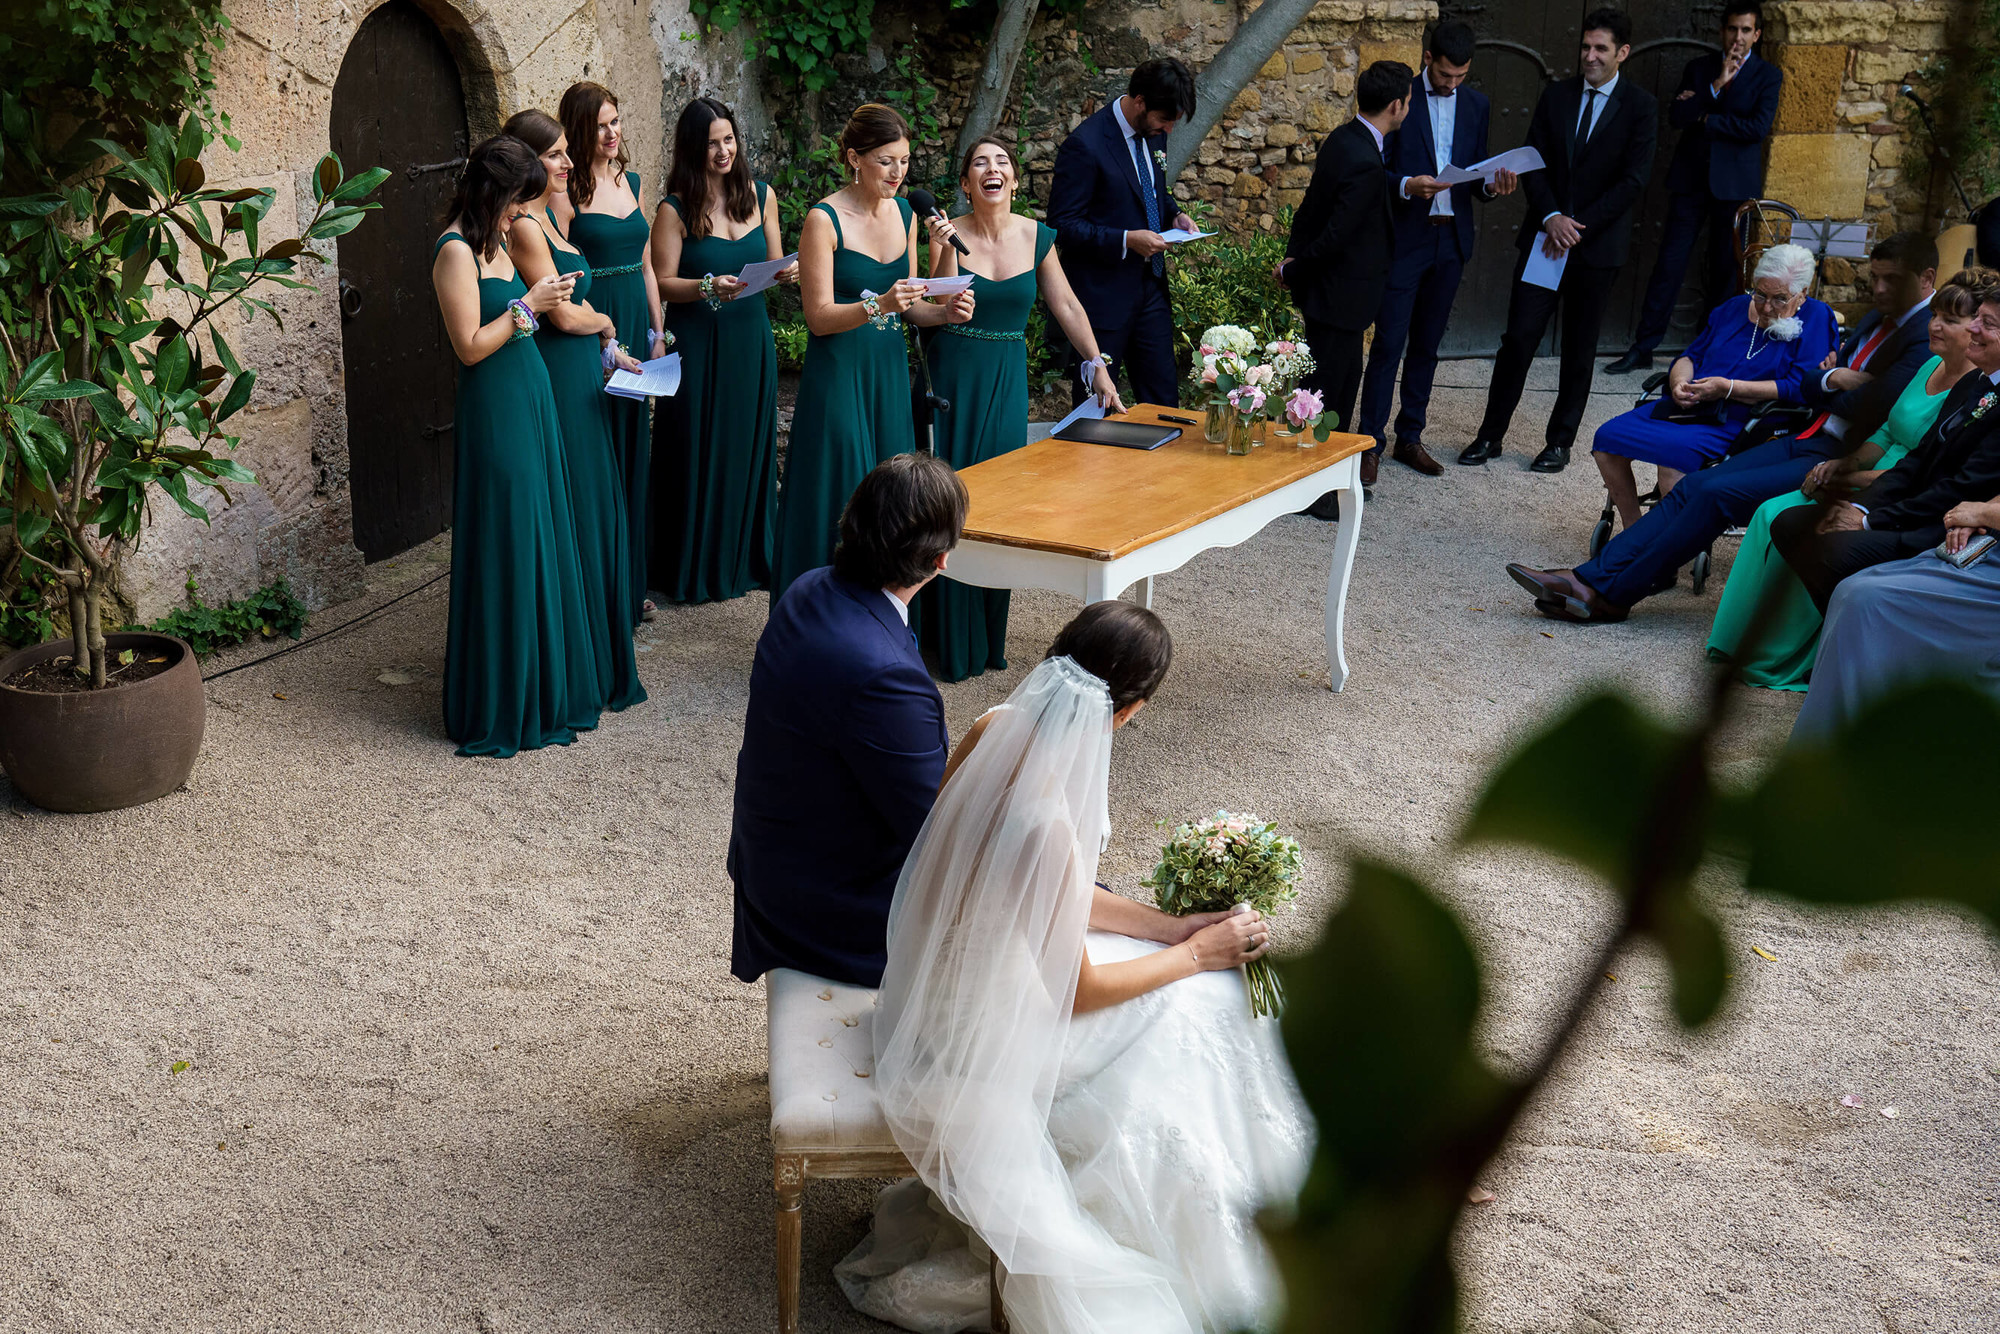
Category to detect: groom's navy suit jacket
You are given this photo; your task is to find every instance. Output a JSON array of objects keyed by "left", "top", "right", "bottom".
[
  {"left": 729, "top": 566, "right": 948, "bottom": 988},
  {"left": 1048, "top": 102, "right": 1172, "bottom": 329}
]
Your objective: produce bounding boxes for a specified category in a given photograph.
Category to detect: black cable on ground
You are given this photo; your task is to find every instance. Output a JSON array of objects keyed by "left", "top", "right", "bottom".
[{"left": 200, "top": 571, "right": 450, "bottom": 682}]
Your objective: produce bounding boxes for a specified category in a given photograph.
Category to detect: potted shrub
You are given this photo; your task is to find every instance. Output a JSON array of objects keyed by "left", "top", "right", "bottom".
[{"left": 0, "top": 96, "right": 385, "bottom": 811}]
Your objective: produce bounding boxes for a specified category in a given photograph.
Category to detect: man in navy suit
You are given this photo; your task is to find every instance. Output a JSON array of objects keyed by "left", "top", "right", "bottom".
[
  {"left": 729, "top": 453, "right": 966, "bottom": 988},
  {"left": 1357, "top": 22, "right": 1519, "bottom": 481},
  {"left": 1608, "top": 3, "right": 1782, "bottom": 374},
  {"left": 1049, "top": 58, "right": 1199, "bottom": 408}
]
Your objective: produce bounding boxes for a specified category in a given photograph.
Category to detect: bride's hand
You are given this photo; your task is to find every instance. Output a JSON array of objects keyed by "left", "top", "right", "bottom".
[
  {"left": 1161, "top": 909, "right": 1233, "bottom": 945},
  {"left": 1187, "top": 910, "right": 1268, "bottom": 971}
]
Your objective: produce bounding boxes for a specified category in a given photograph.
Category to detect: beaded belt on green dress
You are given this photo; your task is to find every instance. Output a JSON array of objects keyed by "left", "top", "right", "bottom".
[
  {"left": 938, "top": 325, "right": 1024, "bottom": 341},
  {"left": 591, "top": 262, "right": 644, "bottom": 277}
]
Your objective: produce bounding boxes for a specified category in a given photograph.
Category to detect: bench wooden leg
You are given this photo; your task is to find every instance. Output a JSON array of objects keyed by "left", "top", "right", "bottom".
[
  {"left": 989, "top": 1250, "right": 1008, "bottom": 1332},
  {"left": 776, "top": 1154, "right": 805, "bottom": 1334}
]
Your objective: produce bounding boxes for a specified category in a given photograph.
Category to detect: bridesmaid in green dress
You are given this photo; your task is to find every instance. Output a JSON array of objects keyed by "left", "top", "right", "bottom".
[
  {"left": 503, "top": 110, "right": 647, "bottom": 714},
  {"left": 773, "top": 103, "right": 977, "bottom": 597},
  {"left": 649, "top": 97, "right": 792, "bottom": 603},
  {"left": 557, "top": 82, "right": 667, "bottom": 622},
  {"left": 430, "top": 136, "right": 603, "bottom": 756},
  {"left": 1706, "top": 279, "right": 1976, "bottom": 688},
  {"left": 916, "top": 135, "right": 1125, "bottom": 681}
]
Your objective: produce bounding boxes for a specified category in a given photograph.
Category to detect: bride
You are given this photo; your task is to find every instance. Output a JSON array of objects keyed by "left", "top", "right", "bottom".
[{"left": 837, "top": 602, "right": 1313, "bottom": 1333}]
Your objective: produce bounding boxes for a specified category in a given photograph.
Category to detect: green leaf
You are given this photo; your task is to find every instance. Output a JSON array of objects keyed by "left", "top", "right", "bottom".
[
  {"left": 212, "top": 369, "right": 255, "bottom": 422},
  {"left": 1746, "top": 680, "right": 2000, "bottom": 924},
  {"left": 264, "top": 238, "right": 305, "bottom": 261},
  {"left": 19, "top": 379, "right": 102, "bottom": 404},
  {"left": 1460, "top": 692, "right": 1703, "bottom": 894},
  {"left": 1268, "top": 860, "right": 1513, "bottom": 1334},
  {"left": 210, "top": 327, "right": 241, "bottom": 377},
  {"left": 330, "top": 167, "right": 391, "bottom": 202},
  {"left": 305, "top": 207, "right": 368, "bottom": 241},
  {"left": 314, "top": 153, "right": 341, "bottom": 201},
  {"left": 170, "top": 1060, "right": 190, "bottom": 1074},
  {"left": 1646, "top": 887, "right": 1729, "bottom": 1027},
  {"left": 154, "top": 335, "right": 190, "bottom": 394},
  {"left": 0, "top": 194, "right": 65, "bottom": 221},
  {"left": 174, "top": 157, "right": 205, "bottom": 193},
  {"left": 9, "top": 350, "right": 62, "bottom": 398}
]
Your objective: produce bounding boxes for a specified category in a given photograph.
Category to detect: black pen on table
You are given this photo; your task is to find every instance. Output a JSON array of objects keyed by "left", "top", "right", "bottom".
[{"left": 1157, "top": 412, "right": 1197, "bottom": 425}]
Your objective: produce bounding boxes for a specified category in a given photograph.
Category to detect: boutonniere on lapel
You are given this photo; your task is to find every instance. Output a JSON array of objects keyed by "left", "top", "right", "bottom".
[
  {"left": 1153, "top": 148, "right": 1167, "bottom": 175},
  {"left": 1972, "top": 391, "right": 1998, "bottom": 422}
]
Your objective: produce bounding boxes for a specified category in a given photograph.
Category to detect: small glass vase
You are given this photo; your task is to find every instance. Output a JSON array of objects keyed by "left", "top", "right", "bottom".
[
  {"left": 1270, "top": 416, "right": 1310, "bottom": 445},
  {"left": 1225, "top": 413, "right": 1256, "bottom": 456},
  {"left": 1203, "top": 400, "right": 1230, "bottom": 443}
]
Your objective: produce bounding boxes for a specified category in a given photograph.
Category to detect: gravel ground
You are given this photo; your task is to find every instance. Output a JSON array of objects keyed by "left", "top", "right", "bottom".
[{"left": 3, "top": 356, "right": 1995, "bottom": 1334}]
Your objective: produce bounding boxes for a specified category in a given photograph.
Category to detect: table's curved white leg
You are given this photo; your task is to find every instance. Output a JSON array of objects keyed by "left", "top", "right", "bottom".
[{"left": 1326, "top": 478, "right": 1364, "bottom": 692}]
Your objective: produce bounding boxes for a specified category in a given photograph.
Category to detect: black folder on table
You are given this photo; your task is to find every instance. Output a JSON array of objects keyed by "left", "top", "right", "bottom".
[{"left": 1053, "top": 418, "right": 1182, "bottom": 450}]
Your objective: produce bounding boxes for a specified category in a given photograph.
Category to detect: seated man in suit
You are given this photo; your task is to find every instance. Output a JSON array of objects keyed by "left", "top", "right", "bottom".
[
  {"left": 1460, "top": 9, "right": 1658, "bottom": 474},
  {"left": 1504, "top": 232, "right": 1940, "bottom": 623},
  {"left": 1048, "top": 58, "right": 1199, "bottom": 408},
  {"left": 1278, "top": 59, "right": 1413, "bottom": 495},
  {"left": 729, "top": 453, "right": 966, "bottom": 989},
  {"left": 1358, "top": 22, "right": 1518, "bottom": 482},
  {"left": 1608, "top": 2, "right": 1783, "bottom": 374},
  {"left": 1773, "top": 288, "right": 2000, "bottom": 610}
]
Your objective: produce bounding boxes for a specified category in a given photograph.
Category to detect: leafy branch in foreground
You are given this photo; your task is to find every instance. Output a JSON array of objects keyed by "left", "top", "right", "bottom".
[
  {"left": 1267, "top": 675, "right": 2000, "bottom": 1333},
  {"left": 0, "top": 93, "right": 386, "bottom": 686}
]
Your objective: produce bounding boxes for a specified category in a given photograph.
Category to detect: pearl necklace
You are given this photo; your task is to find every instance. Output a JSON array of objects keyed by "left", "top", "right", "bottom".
[{"left": 1746, "top": 322, "right": 1770, "bottom": 360}]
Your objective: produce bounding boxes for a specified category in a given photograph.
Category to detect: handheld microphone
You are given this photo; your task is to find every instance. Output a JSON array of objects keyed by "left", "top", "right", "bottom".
[{"left": 907, "top": 188, "right": 970, "bottom": 256}]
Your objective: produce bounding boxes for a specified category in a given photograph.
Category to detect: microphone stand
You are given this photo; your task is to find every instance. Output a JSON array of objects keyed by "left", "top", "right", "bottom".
[
  {"left": 912, "top": 324, "right": 950, "bottom": 456},
  {"left": 1900, "top": 85, "right": 1976, "bottom": 217}
]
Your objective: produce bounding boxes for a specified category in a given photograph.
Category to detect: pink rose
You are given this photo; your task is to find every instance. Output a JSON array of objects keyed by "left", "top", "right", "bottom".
[
  {"left": 1286, "top": 386, "right": 1323, "bottom": 428},
  {"left": 1200, "top": 364, "right": 1218, "bottom": 384}
]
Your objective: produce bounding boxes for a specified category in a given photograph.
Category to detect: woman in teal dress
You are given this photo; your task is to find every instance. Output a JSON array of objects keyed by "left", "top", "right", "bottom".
[
  {"left": 503, "top": 110, "right": 647, "bottom": 714},
  {"left": 557, "top": 81, "right": 667, "bottom": 622},
  {"left": 916, "top": 135, "right": 1125, "bottom": 681},
  {"left": 772, "top": 103, "right": 977, "bottom": 598},
  {"left": 648, "top": 97, "right": 792, "bottom": 603},
  {"left": 1706, "top": 273, "right": 1980, "bottom": 688},
  {"left": 429, "top": 135, "right": 604, "bottom": 757}
]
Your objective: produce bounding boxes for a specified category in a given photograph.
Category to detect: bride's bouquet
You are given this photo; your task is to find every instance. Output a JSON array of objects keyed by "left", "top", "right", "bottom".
[{"left": 1143, "top": 812, "right": 1303, "bottom": 1018}]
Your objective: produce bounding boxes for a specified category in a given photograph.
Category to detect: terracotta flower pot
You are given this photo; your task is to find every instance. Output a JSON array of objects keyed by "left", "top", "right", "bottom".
[{"left": 0, "top": 632, "right": 206, "bottom": 813}]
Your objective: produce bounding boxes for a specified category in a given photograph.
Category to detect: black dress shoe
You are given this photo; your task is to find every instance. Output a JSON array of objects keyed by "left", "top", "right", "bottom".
[
  {"left": 1530, "top": 443, "right": 1571, "bottom": 473},
  {"left": 1604, "top": 349, "right": 1653, "bottom": 375},
  {"left": 1304, "top": 493, "right": 1342, "bottom": 521},
  {"left": 1457, "top": 438, "right": 1501, "bottom": 466}
]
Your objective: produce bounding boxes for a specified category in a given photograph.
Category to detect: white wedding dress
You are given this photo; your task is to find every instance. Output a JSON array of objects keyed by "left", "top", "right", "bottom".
[{"left": 836, "top": 657, "right": 1313, "bottom": 1334}]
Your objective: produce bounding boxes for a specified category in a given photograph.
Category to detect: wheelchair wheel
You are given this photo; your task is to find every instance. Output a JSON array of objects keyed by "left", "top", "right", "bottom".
[
  {"left": 1588, "top": 517, "right": 1614, "bottom": 559},
  {"left": 1691, "top": 550, "right": 1711, "bottom": 595}
]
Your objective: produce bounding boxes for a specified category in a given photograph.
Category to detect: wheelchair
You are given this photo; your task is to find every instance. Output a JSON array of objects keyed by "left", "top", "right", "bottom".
[{"left": 1585, "top": 371, "right": 1814, "bottom": 595}]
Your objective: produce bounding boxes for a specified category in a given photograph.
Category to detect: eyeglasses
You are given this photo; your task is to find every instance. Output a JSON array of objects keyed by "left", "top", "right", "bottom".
[{"left": 1748, "top": 289, "right": 1794, "bottom": 307}]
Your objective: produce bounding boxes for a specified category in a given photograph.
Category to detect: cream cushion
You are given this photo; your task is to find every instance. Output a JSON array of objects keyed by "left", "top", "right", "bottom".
[{"left": 767, "top": 967, "right": 902, "bottom": 1153}]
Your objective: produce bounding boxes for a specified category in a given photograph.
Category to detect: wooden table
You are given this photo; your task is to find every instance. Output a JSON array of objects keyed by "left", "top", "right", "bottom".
[{"left": 947, "top": 404, "right": 1372, "bottom": 691}]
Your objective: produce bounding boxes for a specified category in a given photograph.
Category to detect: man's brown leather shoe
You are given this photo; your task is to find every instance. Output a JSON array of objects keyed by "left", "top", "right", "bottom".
[
  {"left": 1392, "top": 440, "right": 1444, "bottom": 476},
  {"left": 1504, "top": 564, "right": 1628, "bottom": 623},
  {"left": 1359, "top": 451, "right": 1380, "bottom": 488}
]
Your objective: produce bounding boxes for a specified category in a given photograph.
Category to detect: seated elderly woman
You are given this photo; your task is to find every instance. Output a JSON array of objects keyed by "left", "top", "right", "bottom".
[
  {"left": 1791, "top": 493, "right": 2000, "bottom": 742},
  {"left": 1591, "top": 243, "right": 1839, "bottom": 530}
]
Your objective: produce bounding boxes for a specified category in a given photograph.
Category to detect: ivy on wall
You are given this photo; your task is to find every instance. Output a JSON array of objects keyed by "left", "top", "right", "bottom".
[
  {"left": 689, "top": 0, "right": 881, "bottom": 92},
  {"left": 0, "top": 0, "right": 234, "bottom": 140}
]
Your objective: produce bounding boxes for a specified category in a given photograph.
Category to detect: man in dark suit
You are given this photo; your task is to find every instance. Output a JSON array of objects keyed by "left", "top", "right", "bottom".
[
  {"left": 1608, "top": 3, "right": 1783, "bottom": 374},
  {"left": 1504, "top": 233, "right": 1942, "bottom": 623},
  {"left": 1278, "top": 60, "right": 1413, "bottom": 494},
  {"left": 1048, "top": 58, "right": 1199, "bottom": 408},
  {"left": 1460, "top": 9, "right": 1658, "bottom": 473},
  {"left": 1774, "top": 292, "right": 2000, "bottom": 610},
  {"left": 1358, "top": 22, "right": 1519, "bottom": 480},
  {"left": 729, "top": 453, "right": 966, "bottom": 988}
]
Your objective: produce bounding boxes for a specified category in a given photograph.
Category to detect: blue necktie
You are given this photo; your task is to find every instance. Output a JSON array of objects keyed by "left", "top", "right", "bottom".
[{"left": 1133, "top": 135, "right": 1164, "bottom": 277}]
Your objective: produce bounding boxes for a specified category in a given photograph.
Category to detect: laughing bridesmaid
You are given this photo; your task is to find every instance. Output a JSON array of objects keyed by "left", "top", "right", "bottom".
[{"left": 559, "top": 81, "right": 666, "bottom": 623}]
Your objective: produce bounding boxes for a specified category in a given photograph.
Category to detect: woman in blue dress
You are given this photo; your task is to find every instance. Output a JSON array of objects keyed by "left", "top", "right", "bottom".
[{"left": 1592, "top": 243, "right": 1838, "bottom": 530}]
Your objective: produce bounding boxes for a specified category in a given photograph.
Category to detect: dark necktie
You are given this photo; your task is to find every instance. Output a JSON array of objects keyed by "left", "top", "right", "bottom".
[
  {"left": 1133, "top": 134, "right": 1164, "bottom": 277},
  {"left": 1579, "top": 87, "right": 1602, "bottom": 147}
]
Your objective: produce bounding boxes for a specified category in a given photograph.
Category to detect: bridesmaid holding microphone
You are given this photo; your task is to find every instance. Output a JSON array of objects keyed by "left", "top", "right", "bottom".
[
  {"left": 920, "top": 136, "right": 1123, "bottom": 681},
  {"left": 557, "top": 82, "right": 666, "bottom": 623},
  {"left": 429, "top": 136, "right": 603, "bottom": 756},
  {"left": 771, "top": 103, "right": 976, "bottom": 597},
  {"left": 503, "top": 109, "right": 647, "bottom": 714},
  {"left": 649, "top": 97, "right": 792, "bottom": 604}
]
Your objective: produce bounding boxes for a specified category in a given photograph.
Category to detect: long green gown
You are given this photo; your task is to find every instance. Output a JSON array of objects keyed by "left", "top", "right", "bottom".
[
  {"left": 531, "top": 225, "right": 646, "bottom": 713},
  {"left": 568, "top": 170, "right": 654, "bottom": 616},
  {"left": 651, "top": 181, "right": 779, "bottom": 603},
  {"left": 771, "top": 198, "right": 915, "bottom": 597},
  {"left": 1706, "top": 355, "right": 1951, "bottom": 689},
  {"left": 914, "top": 221, "right": 1052, "bottom": 681},
  {"left": 435, "top": 233, "right": 604, "bottom": 757}
]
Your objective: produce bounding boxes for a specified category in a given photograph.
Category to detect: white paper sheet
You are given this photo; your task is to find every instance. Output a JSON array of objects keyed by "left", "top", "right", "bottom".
[
  {"left": 605, "top": 352, "right": 681, "bottom": 400},
  {"left": 1521, "top": 243, "right": 1569, "bottom": 292},
  {"left": 913, "top": 274, "right": 975, "bottom": 297},
  {"left": 1158, "top": 228, "right": 1216, "bottom": 244},
  {"left": 731, "top": 253, "right": 798, "bottom": 298},
  {"left": 1049, "top": 398, "right": 1107, "bottom": 436},
  {"left": 1435, "top": 146, "right": 1547, "bottom": 187}
]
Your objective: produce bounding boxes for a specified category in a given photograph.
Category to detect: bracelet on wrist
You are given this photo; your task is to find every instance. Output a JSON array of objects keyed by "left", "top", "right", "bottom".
[
  {"left": 699, "top": 273, "right": 721, "bottom": 311},
  {"left": 506, "top": 299, "right": 538, "bottom": 340}
]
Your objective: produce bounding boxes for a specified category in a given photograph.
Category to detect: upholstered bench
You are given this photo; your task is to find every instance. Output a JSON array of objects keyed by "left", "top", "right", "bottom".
[{"left": 766, "top": 968, "right": 1005, "bottom": 1333}]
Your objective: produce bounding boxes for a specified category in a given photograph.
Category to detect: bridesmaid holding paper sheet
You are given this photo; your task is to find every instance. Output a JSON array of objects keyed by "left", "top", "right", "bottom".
[
  {"left": 649, "top": 98, "right": 790, "bottom": 604},
  {"left": 505, "top": 109, "right": 646, "bottom": 713},
  {"left": 559, "top": 82, "right": 666, "bottom": 622}
]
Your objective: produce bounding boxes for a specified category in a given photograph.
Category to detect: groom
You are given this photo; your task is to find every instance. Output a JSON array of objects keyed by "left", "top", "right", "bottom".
[{"left": 729, "top": 453, "right": 968, "bottom": 988}]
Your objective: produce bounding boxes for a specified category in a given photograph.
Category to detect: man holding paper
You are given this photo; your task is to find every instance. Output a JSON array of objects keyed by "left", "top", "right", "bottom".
[
  {"left": 1460, "top": 9, "right": 1657, "bottom": 474},
  {"left": 1358, "top": 22, "right": 1520, "bottom": 481},
  {"left": 1048, "top": 58, "right": 1200, "bottom": 408}
]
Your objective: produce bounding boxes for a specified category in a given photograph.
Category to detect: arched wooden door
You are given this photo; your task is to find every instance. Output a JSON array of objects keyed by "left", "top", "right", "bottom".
[
  {"left": 331, "top": 0, "right": 468, "bottom": 562},
  {"left": 1435, "top": 1, "right": 1720, "bottom": 356}
]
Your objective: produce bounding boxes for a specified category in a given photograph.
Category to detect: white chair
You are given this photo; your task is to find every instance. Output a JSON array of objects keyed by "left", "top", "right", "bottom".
[{"left": 766, "top": 967, "right": 1006, "bottom": 1333}]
